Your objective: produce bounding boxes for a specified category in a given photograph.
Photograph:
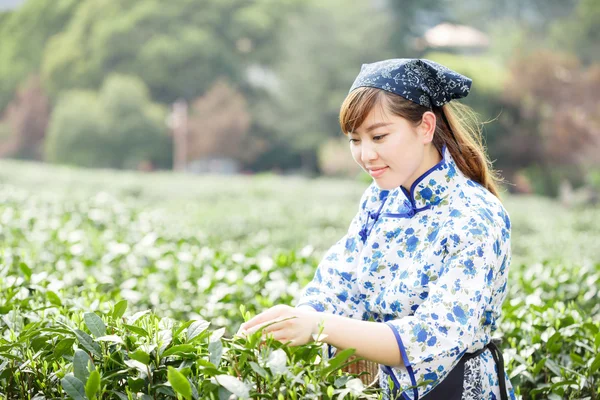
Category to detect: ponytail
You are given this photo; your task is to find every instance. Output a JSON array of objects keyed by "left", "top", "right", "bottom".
[{"left": 433, "top": 102, "right": 503, "bottom": 197}]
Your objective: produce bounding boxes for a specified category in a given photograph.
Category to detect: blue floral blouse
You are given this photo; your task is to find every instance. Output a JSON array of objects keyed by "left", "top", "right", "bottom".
[{"left": 296, "top": 145, "right": 516, "bottom": 399}]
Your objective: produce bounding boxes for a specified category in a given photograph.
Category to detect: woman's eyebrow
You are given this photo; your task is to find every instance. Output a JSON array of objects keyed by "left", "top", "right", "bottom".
[
  {"left": 365, "top": 122, "right": 392, "bottom": 132},
  {"left": 348, "top": 122, "right": 392, "bottom": 135}
]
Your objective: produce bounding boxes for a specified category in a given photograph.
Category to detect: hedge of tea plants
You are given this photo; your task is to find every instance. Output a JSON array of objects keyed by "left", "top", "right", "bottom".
[{"left": 0, "top": 161, "right": 599, "bottom": 399}]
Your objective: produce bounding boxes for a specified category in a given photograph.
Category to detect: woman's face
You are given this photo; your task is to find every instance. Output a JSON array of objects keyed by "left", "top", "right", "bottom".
[{"left": 348, "top": 102, "right": 434, "bottom": 191}]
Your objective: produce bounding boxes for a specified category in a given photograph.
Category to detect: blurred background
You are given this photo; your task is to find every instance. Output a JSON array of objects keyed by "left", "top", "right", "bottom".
[{"left": 0, "top": 0, "right": 598, "bottom": 199}]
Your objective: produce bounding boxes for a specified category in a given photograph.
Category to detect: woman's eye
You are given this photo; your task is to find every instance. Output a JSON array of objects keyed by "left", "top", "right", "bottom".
[
  {"left": 373, "top": 134, "right": 387, "bottom": 141},
  {"left": 349, "top": 138, "right": 359, "bottom": 143}
]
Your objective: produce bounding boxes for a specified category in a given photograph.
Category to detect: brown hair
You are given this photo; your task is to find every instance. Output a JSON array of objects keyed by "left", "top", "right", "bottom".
[{"left": 339, "top": 87, "right": 503, "bottom": 198}]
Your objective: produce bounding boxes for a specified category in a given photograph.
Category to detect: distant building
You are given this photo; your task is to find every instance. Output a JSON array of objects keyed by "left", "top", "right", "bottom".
[{"left": 415, "top": 23, "right": 489, "bottom": 54}]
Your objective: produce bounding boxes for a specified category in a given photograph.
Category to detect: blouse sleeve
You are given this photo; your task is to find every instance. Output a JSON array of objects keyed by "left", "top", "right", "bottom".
[
  {"left": 384, "top": 223, "right": 510, "bottom": 399},
  {"left": 295, "top": 188, "right": 371, "bottom": 320}
]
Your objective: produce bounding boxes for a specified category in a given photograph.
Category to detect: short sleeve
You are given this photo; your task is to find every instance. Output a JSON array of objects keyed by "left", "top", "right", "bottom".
[
  {"left": 295, "top": 189, "right": 371, "bottom": 320},
  {"left": 384, "top": 225, "right": 510, "bottom": 399}
]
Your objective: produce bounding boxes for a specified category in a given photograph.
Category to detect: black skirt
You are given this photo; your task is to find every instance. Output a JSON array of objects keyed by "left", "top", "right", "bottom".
[{"left": 384, "top": 341, "right": 509, "bottom": 400}]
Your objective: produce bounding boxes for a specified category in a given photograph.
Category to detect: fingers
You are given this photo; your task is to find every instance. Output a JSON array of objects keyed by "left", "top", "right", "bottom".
[
  {"left": 235, "top": 323, "right": 294, "bottom": 346},
  {"left": 246, "top": 317, "right": 289, "bottom": 335},
  {"left": 241, "top": 306, "right": 285, "bottom": 331},
  {"left": 265, "top": 329, "right": 293, "bottom": 345}
]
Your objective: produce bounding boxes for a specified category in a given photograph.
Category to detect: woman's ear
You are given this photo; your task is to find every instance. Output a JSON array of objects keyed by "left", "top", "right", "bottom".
[{"left": 419, "top": 111, "right": 437, "bottom": 144}]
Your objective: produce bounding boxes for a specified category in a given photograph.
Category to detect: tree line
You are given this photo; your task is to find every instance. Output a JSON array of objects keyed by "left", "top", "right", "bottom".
[{"left": 0, "top": 0, "right": 598, "bottom": 196}]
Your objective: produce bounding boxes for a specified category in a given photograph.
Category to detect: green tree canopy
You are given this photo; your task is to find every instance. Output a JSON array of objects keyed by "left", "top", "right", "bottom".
[
  {"left": 41, "top": 0, "right": 301, "bottom": 104},
  {"left": 45, "top": 74, "right": 171, "bottom": 169},
  {"left": 253, "top": 0, "right": 391, "bottom": 171},
  {"left": 0, "top": 0, "right": 78, "bottom": 110}
]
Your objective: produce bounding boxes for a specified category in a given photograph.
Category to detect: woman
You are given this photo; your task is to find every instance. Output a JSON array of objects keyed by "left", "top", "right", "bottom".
[{"left": 239, "top": 59, "right": 515, "bottom": 400}]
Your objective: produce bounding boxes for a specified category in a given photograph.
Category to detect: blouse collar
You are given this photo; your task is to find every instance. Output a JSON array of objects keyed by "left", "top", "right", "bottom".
[
  {"left": 381, "top": 144, "right": 463, "bottom": 216},
  {"left": 358, "top": 145, "right": 463, "bottom": 242}
]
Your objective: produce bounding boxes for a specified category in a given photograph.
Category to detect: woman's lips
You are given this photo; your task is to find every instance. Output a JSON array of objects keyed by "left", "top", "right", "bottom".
[{"left": 368, "top": 166, "right": 388, "bottom": 178}]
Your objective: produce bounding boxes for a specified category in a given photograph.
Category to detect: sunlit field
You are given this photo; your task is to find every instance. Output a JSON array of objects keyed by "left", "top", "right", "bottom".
[{"left": 1, "top": 160, "right": 599, "bottom": 399}]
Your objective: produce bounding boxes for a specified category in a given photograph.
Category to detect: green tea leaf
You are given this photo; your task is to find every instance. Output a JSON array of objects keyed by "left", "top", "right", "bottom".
[
  {"left": 124, "top": 359, "right": 149, "bottom": 378},
  {"left": 209, "top": 327, "right": 225, "bottom": 343},
  {"left": 47, "top": 290, "right": 62, "bottom": 307},
  {"left": 19, "top": 262, "right": 32, "bottom": 280},
  {"left": 129, "top": 349, "right": 150, "bottom": 365},
  {"left": 215, "top": 375, "right": 250, "bottom": 399},
  {"left": 195, "top": 358, "right": 221, "bottom": 376},
  {"left": 96, "top": 335, "right": 124, "bottom": 345},
  {"left": 110, "top": 391, "right": 128, "bottom": 400},
  {"left": 168, "top": 366, "right": 192, "bottom": 400},
  {"left": 209, "top": 340, "right": 223, "bottom": 367},
  {"left": 161, "top": 344, "right": 196, "bottom": 358},
  {"left": 127, "top": 377, "right": 145, "bottom": 392},
  {"left": 158, "top": 329, "right": 173, "bottom": 355},
  {"left": 112, "top": 300, "right": 128, "bottom": 320},
  {"left": 590, "top": 353, "right": 600, "bottom": 374},
  {"left": 54, "top": 338, "right": 76, "bottom": 358},
  {"left": 266, "top": 349, "right": 288, "bottom": 375},
  {"left": 570, "top": 352, "right": 583, "bottom": 365},
  {"left": 74, "top": 329, "right": 101, "bottom": 358},
  {"left": 84, "top": 312, "right": 106, "bottom": 338},
  {"left": 545, "top": 358, "right": 562, "bottom": 376},
  {"left": 123, "top": 324, "right": 149, "bottom": 337},
  {"left": 249, "top": 361, "right": 267, "bottom": 378},
  {"left": 323, "top": 348, "right": 356, "bottom": 376},
  {"left": 187, "top": 320, "right": 210, "bottom": 342},
  {"left": 85, "top": 369, "right": 101, "bottom": 400},
  {"left": 127, "top": 310, "right": 150, "bottom": 324},
  {"left": 61, "top": 374, "right": 86, "bottom": 400},
  {"left": 73, "top": 349, "right": 92, "bottom": 382}
]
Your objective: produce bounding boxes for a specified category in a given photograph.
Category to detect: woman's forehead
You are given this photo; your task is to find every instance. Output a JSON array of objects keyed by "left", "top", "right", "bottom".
[{"left": 352, "top": 106, "right": 401, "bottom": 133}]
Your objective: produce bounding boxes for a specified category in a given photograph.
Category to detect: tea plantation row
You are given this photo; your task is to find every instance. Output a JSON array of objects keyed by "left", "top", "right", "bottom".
[{"left": 0, "top": 160, "right": 599, "bottom": 399}]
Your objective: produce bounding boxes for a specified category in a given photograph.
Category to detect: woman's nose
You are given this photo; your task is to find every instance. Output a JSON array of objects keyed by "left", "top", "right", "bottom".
[{"left": 361, "top": 142, "right": 378, "bottom": 164}]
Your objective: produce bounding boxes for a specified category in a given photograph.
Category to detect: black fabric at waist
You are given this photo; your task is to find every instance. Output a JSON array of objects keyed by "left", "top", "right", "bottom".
[{"left": 463, "top": 340, "right": 509, "bottom": 400}]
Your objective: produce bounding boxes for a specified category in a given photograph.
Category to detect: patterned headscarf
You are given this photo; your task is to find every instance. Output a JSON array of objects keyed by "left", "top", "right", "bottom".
[{"left": 349, "top": 58, "right": 472, "bottom": 108}]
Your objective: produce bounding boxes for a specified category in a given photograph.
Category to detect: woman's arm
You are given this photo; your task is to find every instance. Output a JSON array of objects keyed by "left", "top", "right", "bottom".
[
  {"left": 316, "top": 312, "right": 403, "bottom": 368},
  {"left": 239, "top": 305, "right": 403, "bottom": 368}
]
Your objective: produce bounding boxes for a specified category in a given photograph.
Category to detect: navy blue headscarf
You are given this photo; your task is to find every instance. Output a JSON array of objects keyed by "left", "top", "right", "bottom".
[{"left": 349, "top": 58, "right": 472, "bottom": 108}]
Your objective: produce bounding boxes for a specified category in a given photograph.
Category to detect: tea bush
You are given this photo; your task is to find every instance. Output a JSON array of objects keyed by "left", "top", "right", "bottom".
[{"left": 0, "top": 161, "right": 599, "bottom": 399}]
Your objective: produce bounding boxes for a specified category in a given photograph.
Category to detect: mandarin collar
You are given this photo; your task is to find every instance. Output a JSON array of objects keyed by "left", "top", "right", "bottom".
[
  {"left": 378, "top": 145, "right": 462, "bottom": 217},
  {"left": 359, "top": 146, "right": 462, "bottom": 242}
]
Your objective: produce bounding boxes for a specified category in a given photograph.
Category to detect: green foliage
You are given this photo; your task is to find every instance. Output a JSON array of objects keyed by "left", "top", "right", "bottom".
[
  {"left": 45, "top": 74, "right": 172, "bottom": 169},
  {"left": 549, "top": 0, "right": 600, "bottom": 64},
  {"left": 0, "top": 163, "right": 599, "bottom": 398},
  {"left": 0, "top": 0, "right": 79, "bottom": 111},
  {"left": 40, "top": 0, "right": 301, "bottom": 104},
  {"left": 0, "top": 282, "right": 378, "bottom": 398},
  {"left": 254, "top": 0, "right": 391, "bottom": 170}
]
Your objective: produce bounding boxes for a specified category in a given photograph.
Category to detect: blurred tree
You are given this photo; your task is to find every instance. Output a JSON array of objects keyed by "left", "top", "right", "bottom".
[
  {"left": 0, "top": 0, "right": 79, "bottom": 112},
  {"left": 44, "top": 90, "right": 109, "bottom": 168},
  {"left": 500, "top": 50, "right": 600, "bottom": 195},
  {"left": 549, "top": 0, "right": 600, "bottom": 64},
  {"left": 187, "top": 80, "right": 259, "bottom": 163},
  {"left": 41, "top": 0, "right": 302, "bottom": 104},
  {"left": 253, "top": 0, "right": 391, "bottom": 172},
  {"left": 45, "top": 74, "right": 171, "bottom": 169},
  {"left": 0, "top": 75, "right": 50, "bottom": 160},
  {"left": 443, "top": 0, "right": 579, "bottom": 35},
  {"left": 318, "top": 137, "right": 359, "bottom": 178}
]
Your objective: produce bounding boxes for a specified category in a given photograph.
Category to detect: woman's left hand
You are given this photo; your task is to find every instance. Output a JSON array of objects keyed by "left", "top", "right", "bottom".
[{"left": 236, "top": 305, "right": 321, "bottom": 347}]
